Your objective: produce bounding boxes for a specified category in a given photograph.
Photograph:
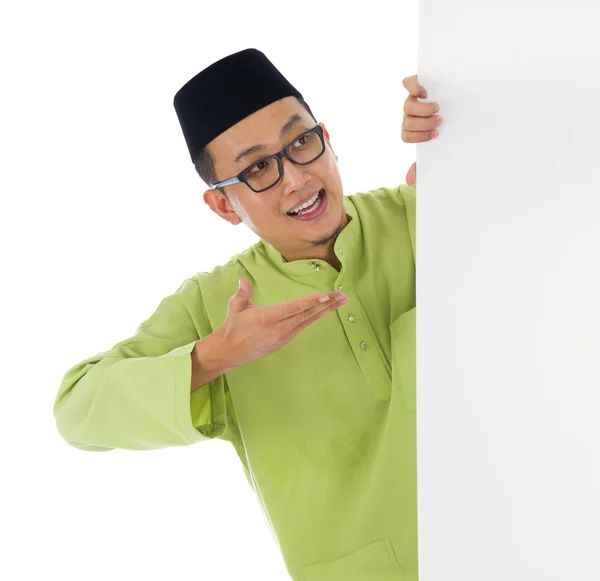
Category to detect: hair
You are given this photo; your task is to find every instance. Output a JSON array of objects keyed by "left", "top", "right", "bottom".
[{"left": 193, "top": 97, "right": 317, "bottom": 200}]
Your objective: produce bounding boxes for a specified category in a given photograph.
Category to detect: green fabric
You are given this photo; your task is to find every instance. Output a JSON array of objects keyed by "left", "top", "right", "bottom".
[{"left": 54, "top": 183, "right": 418, "bottom": 580}]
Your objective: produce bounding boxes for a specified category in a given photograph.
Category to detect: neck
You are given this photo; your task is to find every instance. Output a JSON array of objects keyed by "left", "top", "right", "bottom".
[{"left": 280, "top": 213, "right": 350, "bottom": 269}]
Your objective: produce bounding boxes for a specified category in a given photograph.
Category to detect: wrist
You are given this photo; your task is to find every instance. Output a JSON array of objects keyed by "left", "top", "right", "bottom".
[{"left": 194, "top": 327, "right": 236, "bottom": 376}]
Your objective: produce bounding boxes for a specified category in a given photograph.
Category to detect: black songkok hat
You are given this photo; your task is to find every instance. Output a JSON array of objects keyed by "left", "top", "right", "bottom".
[{"left": 173, "top": 48, "right": 303, "bottom": 163}]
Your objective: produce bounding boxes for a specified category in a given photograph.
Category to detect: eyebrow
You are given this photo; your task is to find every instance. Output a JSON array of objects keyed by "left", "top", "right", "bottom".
[{"left": 234, "top": 114, "right": 306, "bottom": 164}]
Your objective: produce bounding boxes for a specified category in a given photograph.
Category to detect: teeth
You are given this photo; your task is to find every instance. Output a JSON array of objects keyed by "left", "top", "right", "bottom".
[{"left": 288, "top": 191, "right": 320, "bottom": 214}]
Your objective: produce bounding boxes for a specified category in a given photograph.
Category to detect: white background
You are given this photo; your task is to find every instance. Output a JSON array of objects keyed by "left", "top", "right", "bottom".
[
  {"left": 0, "top": 1, "right": 418, "bottom": 580},
  {"left": 416, "top": 1, "right": 599, "bottom": 579}
]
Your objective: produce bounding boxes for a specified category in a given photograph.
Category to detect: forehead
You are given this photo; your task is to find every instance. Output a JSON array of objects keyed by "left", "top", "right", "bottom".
[{"left": 208, "top": 96, "right": 313, "bottom": 168}]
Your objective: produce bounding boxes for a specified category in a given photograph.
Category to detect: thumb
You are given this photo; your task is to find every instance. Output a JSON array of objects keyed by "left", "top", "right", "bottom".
[
  {"left": 230, "top": 278, "right": 253, "bottom": 309},
  {"left": 406, "top": 161, "right": 417, "bottom": 186}
]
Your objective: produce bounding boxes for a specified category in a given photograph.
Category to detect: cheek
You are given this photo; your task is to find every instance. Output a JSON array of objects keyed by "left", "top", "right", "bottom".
[
  {"left": 243, "top": 203, "right": 280, "bottom": 232},
  {"left": 325, "top": 158, "right": 341, "bottom": 181}
]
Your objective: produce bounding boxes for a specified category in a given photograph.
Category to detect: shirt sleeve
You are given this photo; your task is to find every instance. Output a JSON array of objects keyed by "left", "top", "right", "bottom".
[{"left": 53, "top": 275, "right": 226, "bottom": 452}]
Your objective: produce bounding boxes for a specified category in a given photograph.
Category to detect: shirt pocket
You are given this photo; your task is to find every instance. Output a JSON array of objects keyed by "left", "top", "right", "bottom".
[
  {"left": 301, "top": 538, "right": 406, "bottom": 581},
  {"left": 390, "top": 307, "right": 416, "bottom": 413}
]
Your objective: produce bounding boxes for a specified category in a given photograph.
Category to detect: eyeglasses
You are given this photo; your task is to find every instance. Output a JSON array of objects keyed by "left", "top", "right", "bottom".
[{"left": 211, "top": 124, "right": 326, "bottom": 193}]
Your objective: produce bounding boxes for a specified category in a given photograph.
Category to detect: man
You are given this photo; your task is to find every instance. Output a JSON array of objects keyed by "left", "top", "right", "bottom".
[{"left": 53, "top": 49, "right": 442, "bottom": 581}]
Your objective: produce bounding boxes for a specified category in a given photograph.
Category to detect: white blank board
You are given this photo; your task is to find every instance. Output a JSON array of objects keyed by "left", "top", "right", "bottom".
[{"left": 415, "top": 1, "right": 600, "bottom": 580}]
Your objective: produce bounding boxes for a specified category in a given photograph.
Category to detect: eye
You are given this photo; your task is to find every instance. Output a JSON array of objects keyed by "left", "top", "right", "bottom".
[
  {"left": 247, "top": 159, "right": 269, "bottom": 174},
  {"left": 293, "top": 135, "right": 309, "bottom": 147}
]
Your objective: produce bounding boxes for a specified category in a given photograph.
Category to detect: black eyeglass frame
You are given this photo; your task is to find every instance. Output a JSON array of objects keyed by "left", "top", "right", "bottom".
[{"left": 211, "top": 124, "right": 326, "bottom": 193}]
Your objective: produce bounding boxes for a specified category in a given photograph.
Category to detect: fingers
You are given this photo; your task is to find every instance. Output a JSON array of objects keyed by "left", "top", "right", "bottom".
[
  {"left": 403, "top": 95, "right": 440, "bottom": 119},
  {"left": 287, "top": 294, "right": 349, "bottom": 335},
  {"left": 403, "top": 110, "right": 442, "bottom": 132},
  {"left": 401, "top": 120, "right": 441, "bottom": 144},
  {"left": 270, "top": 291, "right": 347, "bottom": 322},
  {"left": 401, "top": 74, "right": 442, "bottom": 144}
]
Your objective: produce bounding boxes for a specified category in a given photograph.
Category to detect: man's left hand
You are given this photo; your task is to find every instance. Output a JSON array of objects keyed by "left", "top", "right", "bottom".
[{"left": 401, "top": 75, "right": 443, "bottom": 185}]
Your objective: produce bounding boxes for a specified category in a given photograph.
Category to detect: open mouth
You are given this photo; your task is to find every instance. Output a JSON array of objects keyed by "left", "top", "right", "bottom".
[{"left": 286, "top": 189, "right": 327, "bottom": 220}]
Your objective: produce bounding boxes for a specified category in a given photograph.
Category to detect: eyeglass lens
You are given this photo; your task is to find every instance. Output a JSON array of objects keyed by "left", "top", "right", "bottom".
[{"left": 243, "top": 130, "right": 324, "bottom": 192}]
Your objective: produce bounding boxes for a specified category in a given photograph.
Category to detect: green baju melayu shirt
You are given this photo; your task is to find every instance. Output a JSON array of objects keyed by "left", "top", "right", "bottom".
[{"left": 54, "top": 183, "right": 418, "bottom": 581}]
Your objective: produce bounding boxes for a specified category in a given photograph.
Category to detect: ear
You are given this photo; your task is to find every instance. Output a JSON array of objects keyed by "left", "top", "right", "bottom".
[
  {"left": 319, "top": 122, "right": 338, "bottom": 161},
  {"left": 203, "top": 188, "right": 243, "bottom": 225}
]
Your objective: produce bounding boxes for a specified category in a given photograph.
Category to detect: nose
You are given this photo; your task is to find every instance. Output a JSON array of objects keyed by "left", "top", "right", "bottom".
[{"left": 280, "top": 156, "right": 311, "bottom": 190}]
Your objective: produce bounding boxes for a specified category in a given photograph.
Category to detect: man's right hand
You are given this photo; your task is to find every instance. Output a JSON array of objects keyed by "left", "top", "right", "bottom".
[{"left": 217, "top": 278, "right": 348, "bottom": 368}]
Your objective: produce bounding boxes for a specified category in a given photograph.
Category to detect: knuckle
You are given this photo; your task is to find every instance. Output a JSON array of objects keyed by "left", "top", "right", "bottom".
[
  {"left": 408, "top": 132, "right": 423, "bottom": 143},
  {"left": 403, "top": 117, "right": 419, "bottom": 132},
  {"left": 309, "top": 308, "right": 321, "bottom": 319},
  {"left": 405, "top": 116, "right": 436, "bottom": 132}
]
